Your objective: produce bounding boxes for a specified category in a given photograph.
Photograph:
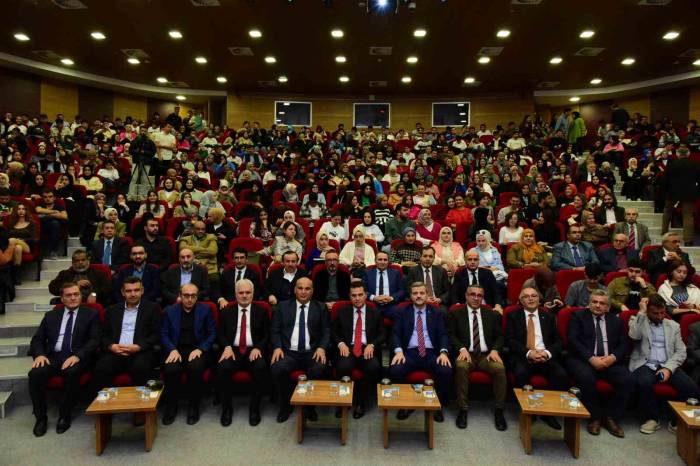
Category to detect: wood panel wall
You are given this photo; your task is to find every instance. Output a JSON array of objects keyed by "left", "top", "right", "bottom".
[
  {"left": 113, "top": 94, "right": 148, "bottom": 122},
  {"left": 40, "top": 79, "right": 78, "bottom": 119},
  {"left": 78, "top": 85, "right": 114, "bottom": 122},
  {"left": 0, "top": 68, "right": 40, "bottom": 116},
  {"left": 690, "top": 86, "right": 700, "bottom": 121}
]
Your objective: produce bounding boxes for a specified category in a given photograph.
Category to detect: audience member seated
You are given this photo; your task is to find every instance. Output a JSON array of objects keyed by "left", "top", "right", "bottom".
[
  {"left": 339, "top": 227, "right": 376, "bottom": 275},
  {"left": 35, "top": 189, "right": 67, "bottom": 260},
  {"left": 564, "top": 263, "right": 606, "bottom": 308},
  {"left": 451, "top": 250, "right": 504, "bottom": 313},
  {"left": 522, "top": 267, "right": 564, "bottom": 312},
  {"left": 305, "top": 231, "right": 334, "bottom": 271},
  {"left": 404, "top": 246, "right": 450, "bottom": 313},
  {"left": 179, "top": 220, "right": 219, "bottom": 284},
  {"left": 273, "top": 210, "right": 305, "bottom": 243},
  {"left": 89, "top": 220, "right": 130, "bottom": 270},
  {"left": 506, "top": 228, "right": 549, "bottom": 269},
  {"left": 646, "top": 232, "right": 691, "bottom": 285},
  {"left": 112, "top": 245, "right": 161, "bottom": 302},
  {"left": 6, "top": 203, "right": 35, "bottom": 273},
  {"left": 551, "top": 224, "right": 599, "bottom": 271},
  {"left": 161, "top": 248, "right": 210, "bottom": 305},
  {"left": 613, "top": 208, "right": 651, "bottom": 252},
  {"left": 138, "top": 190, "right": 166, "bottom": 219},
  {"left": 77, "top": 164, "right": 104, "bottom": 195},
  {"left": 218, "top": 247, "right": 262, "bottom": 308},
  {"left": 470, "top": 230, "right": 507, "bottom": 285},
  {"left": 431, "top": 226, "right": 465, "bottom": 279},
  {"left": 389, "top": 226, "right": 423, "bottom": 268},
  {"left": 599, "top": 233, "right": 639, "bottom": 273},
  {"left": 354, "top": 209, "right": 385, "bottom": 245},
  {"left": 268, "top": 221, "right": 303, "bottom": 263},
  {"left": 594, "top": 193, "right": 625, "bottom": 228},
  {"left": 384, "top": 204, "right": 416, "bottom": 248},
  {"left": 206, "top": 207, "right": 236, "bottom": 267},
  {"left": 498, "top": 212, "right": 524, "bottom": 245},
  {"left": 262, "top": 251, "right": 305, "bottom": 306},
  {"left": 313, "top": 250, "right": 351, "bottom": 310},
  {"left": 607, "top": 259, "right": 656, "bottom": 313},
  {"left": 317, "top": 212, "right": 348, "bottom": 243},
  {"left": 94, "top": 208, "right": 127, "bottom": 240},
  {"left": 415, "top": 208, "right": 440, "bottom": 245},
  {"left": 48, "top": 249, "right": 112, "bottom": 304},
  {"left": 581, "top": 210, "right": 610, "bottom": 248},
  {"left": 364, "top": 251, "right": 405, "bottom": 320},
  {"left": 657, "top": 260, "right": 700, "bottom": 321},
  {"left": 136, "top": 217, "right": 173, "bottom": 272}
]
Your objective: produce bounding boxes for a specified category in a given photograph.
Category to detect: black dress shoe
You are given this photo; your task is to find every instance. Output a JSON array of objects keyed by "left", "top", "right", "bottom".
[
  {"left": 495, "top": 409, "right": 507, "bottom": 431},
  {"left": 541, "top": 415, "right": 562, "bottom": 430},
  {"left": 249, "top": 406, "right": 261, "bottom": 426},
  {"left": 456, "top": 410, "right": 468, "bottom": 429},
  {"left": 56, "top": 417, "right": 71, "bottom": 434},
  {"left": 277, "top": 407, "right": 292, "bottom": 423},
  {"left": 433, "top": 410, "right": 444, "bottom": 423},
  {"left": 396, "top": 409, "right": 414, "bottom": 420},
  {"left": 187, "top": 404, "right": 200, "bottom": 425},
  {"left": 220, "top": 406, "right": 233, "bottom": 427},
  {"left": 353, "top": 405, "right": 365, "bottom": 419},
  {"left": 33, "top": 418, "right": 48, "bottom": 437},
  {"left": 306, "top": 407, "right": 318, "bottom": 422},
  {"left": 163, "top": 404, "right": 177, "bottom": 425}
]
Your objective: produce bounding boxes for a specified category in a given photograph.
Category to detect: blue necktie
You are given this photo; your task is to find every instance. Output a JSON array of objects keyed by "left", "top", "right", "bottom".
[
  {"left": 572, "top": 245, "right": 583, "bottom": 267},
  {"left": 61, "top": 310, "right": 74, "bottom": 358},
  {"left": 103, "top": 239, "right": 112, "bottom": 266},
  {"left": 298, "top": 304, "right": 306, "bottom": 351}
]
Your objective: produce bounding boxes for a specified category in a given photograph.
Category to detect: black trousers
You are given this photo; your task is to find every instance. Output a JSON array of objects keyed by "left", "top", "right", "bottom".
[
  {"left": 163, "top": 348, "right": 208, "bottom": 405},
  {"left": 28, "top": 355, "right": 89, "bottom": 420},
  {"left": 92, "top": 351, "right": 155, "bottom": 394},
  {"left": 335, "top": 351, "right": 382, "bottom": 407},
  {"left": 270, "top": 350, "right": 326, "bottom": 410},
  {"left": 215, "top": 349, "right": 268, "bottom": 407},
  {"left": 510, "top": 356, "right": 569, "bottom": 390},
  {"left": 566, "top": 359, "right": 633, "bottom": 421}
]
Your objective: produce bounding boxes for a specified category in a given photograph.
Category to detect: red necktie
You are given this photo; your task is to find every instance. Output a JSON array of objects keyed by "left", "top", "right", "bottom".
[
  {"left": 416, "top": 310, "right": 427, "bottom": 357},
  {"left": 239, "top": 309, "right": 248, "bottom": 354},
  {"left": 353, "top": 309, "right": 363, "bottom": 357},
  {"left": 628, "top": 224, "right": 636, "bottom": 250}
]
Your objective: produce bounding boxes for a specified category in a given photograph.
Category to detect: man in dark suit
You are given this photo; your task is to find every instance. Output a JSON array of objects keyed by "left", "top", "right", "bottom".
[
  {"left": 505, "top": 286, "right": 568, "bottom": 430},
  {"left": 270, "top": 277, "right": 330, "bottom": 423},
  {"left": 135, "top": 217, "right": 173, "bottom": 272},
  {"left": 332, "top": 281, "right": 385, "bottom": 418},
  {"left": 92, "top": 277, "right": 160, "bottom": 401},
  {"left": 161, "top": 283, "right": 216, "bottom": 426},
  {"left": 404, "top": 246, "right": 450, "bottom": 312},
  {"left": 613, "top": 208, "right": 651, "bottom": 251},
  {"left": 161, "top": 248, "right": 210, "bottom": 305},
  {"left": 28, "top": 282, "right": 101, "bottom": 436},
  {"left": 598, "top": 233, "right": 640, "bottom": 274},
  {"left": 90, "top": 220, "right": 130, "bottom": 270},
  {"left": 449, "top": 284, "right": 507, "bottom": 430},
  {"left": 551, "top": 223, "right": 599, "bottom": 271},
  {"left": 312, "top": 250, "right": 351, "bottom": 310},
  {"left": 646, "top": 233, "right": 692, "bottom": 285},
  {"left": 215, "top": 279, "right": 270, "bottom": 427},
  {"left": 451, "top": 250, "right": 504, "bottom": 313},
  {"left": 364, "top": 251, "right": 405, "bottom": 319},
  {"left": 566, "top": 290, "right": 633, "bottom": 438},
  {"left": 263, "top": 251, "right": 307, "bottom": 306},
  {"left": 48, "top": 249, "right": 112, "bottom": 304},
  {"left": 594, "top": 193, "right": 625, "bottom": 227},
  {"left": 217, "top": 247, "right": 262, "bottom": 308},
  {"left": 390, "top": 281, "right": 452, "bottom": 422},
  {"left": 112, "top": 245, "right": 161, "bottom": 302},
  {"left": 661, "top": 146, "right": 700, "bottom": 245}
]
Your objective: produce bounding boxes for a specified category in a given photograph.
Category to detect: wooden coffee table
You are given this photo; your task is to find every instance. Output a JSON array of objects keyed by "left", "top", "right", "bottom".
[
  {"left": 376, "top": 384, "right": 442, "bottom": 449},
  {"left": 290, "top": 380, "right": 354, "bottom": 445},
  {"left": 513, "top": 389, "right": 590, "bottom": 458},
  {"left": 85, "top": 386, "right": 162, "bottom": 455},
  {"left": 669, "top": 401, "right": 700, "bottom": 466}
]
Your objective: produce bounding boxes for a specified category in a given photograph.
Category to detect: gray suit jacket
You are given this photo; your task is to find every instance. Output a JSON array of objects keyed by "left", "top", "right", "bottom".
[
  {"left": 550, "top": 241, "right": 599, "bottom": 271},
  {"left": 613, "top": 222, "right": 651, "bottom": 251},
  {"left": 628, "top": 313, "right": 686, "bottom": 373}
]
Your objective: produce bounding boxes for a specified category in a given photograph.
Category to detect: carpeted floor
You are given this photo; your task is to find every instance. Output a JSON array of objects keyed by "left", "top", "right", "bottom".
[{"left": 0, "top": 399, "right": 684, "bottom": 466}]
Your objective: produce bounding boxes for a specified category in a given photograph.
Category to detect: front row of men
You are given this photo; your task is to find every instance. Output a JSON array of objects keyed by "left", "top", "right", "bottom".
[{"left": 28, "top": 277, "right": 700, "bottom": 439}]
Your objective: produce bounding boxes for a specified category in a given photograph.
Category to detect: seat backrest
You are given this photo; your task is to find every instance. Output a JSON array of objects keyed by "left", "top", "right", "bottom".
[
  {"left": 200, "top": 301, "right": 219, "bottom": 327},
  {"left": 310, "top": 263, "right": 351, "bottom": 280},
  {"left": 641, "top": 244, "right": 662, "bottom": 263},
  {"left": 555, "top": 269, "right": 586, "bottom": 298},
  {"left": 681, "top": 313, "right": 700, "bottom": 343},
  {"left": 89, "top": 263, "right": 112, "bottom": 281},
  {"left": 506, "top": 268, "right": 537, "bottom": 304},
  {"left": 556, "top": 306, "right": 585, "bottom": 346}
]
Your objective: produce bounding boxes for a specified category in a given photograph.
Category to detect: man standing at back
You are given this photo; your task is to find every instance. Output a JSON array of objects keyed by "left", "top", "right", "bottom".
[{"left": 661, "top": 145, "right": 700, "bottom": 246}]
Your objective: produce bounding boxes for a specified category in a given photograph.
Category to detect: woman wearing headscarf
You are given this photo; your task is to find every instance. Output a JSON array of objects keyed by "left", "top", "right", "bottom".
[
  {"left": 305, "top": 231, "right": 334, "bottom": 271},
  {"left": 198, "top": 190, "right": 224, "bottom": 219},
  {"left": 282, "top": 183, "right": 299, "bottom": 203},
  {"left": 355, "top": 209, "right": 385, "bottom": 244},
  {"left": 273, "top": 210, "right": 305, "bottom": 243},
  {"left": 389, "top": 226, "right": 423, "bottom": 268},
  {"left": 340, "top": 227, "right": 376, "bottom": 277},
  {"left": 94, "top": 207, "right": 127, "bottom": 239},
  {"left": 158, "top": 177, "right": 180, "bottom": 209},
  {"left": 268, "top": 221, "right": 303, "bottom": 263},
  {"left": 415, "top": 208, "right": 441, "bottom": 246},
  {"left": 506, "top": 228, "right": 549, "bottom": 269},
  {"left": 468, "top": 205, "right": 495, "bottom": 241},
  {"left": 217, "top": 179, "right": 238, "bottom": 206},
  {"left": 470, "top": 229, "right": 508, "bottom": 284},
  {"left": 431, "top": 226, "right": 465, "bottom": 278}
]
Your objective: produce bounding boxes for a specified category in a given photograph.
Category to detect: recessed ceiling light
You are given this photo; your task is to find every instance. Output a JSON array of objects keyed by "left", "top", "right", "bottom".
[
  {"left": 549, "top": 56, "right": 563, "bottom": 64},
  {"left": 590, "top": 78, "right": 602, "bottom": 85},
  {"left": 216, "top": 76, "right": 227, "bottom": 83},
  {"left": 127, "top": 58, "right": 140, "bottom": 65},
  {"left": 496, "top": 29, "right": 511, "bottom": 38},
  {"left": 413, "top": 28, "right": 427, "bottom": 38},
  {"left": 621, "top": 57, "right": 635, "bottom": 65},
  {"left": 60, "top": 58, "right": 74, "bottom": 66},
  {"left": 248, "top": 29, "right": 262, "bottom": 38},
  {"left": 169, "top": 30, "right": 183, "bottom": 39},
  {"left": 569, "top": 96, "right": 581, "bottom": 102},
  {"left": 195, "top": 56, "right": 207, "bottom": 64},
  {"left": 265, "top": 56, "right": 277, "bottom": 64},
  {"left": 663, "top": 31, "right": 680, "bottom": 40},
  {"left": 157, "top": 77, "right": 168, "bottom": 83},
  {"left": 90, "top": 31, "right": 106, "bottom": 40},
  {"left": 406, "top": 56, "right": 418, "bottom": 64},
  {"left": 579, "top": 30, "right": 595, "bottom": 38},
  {"left": 335, "top": 55, "right": 347, "bottom": 63},
  {"left": 339, "top": 76, "right": 350, "bottom": 83},
  {"left": 283, "top": 102, "right": 290, "bottom": 106},
  {"left": 14, "top": 33, "right": 30, "bottom": 41},
  {"left": 175, "top": 95, "right": 186, "bottom": 101},
  {"left": 331, "top": 29, "right": 344, "bottom": 38},
  {"left": 464, "top": 77, "right": 476, "bottom": 84},
  {"left": 478, "top": 56, "right": 490, "bottom": 64},
  {"left": 278, "top": 75, "right": 288, "bottom": 83},
  {"left": 401, "top": 76, "right": 412, "bottom": 83},
  {"left": 694, "top": 59, "right": 700, "bottom": 66}
]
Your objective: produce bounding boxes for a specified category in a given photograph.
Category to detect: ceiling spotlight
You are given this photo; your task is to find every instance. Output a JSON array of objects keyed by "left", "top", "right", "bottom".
[
  {"left": 248, "top": 29, "right": 262, "bottom": 38},
  {"left": 265, "top": 56, "right": 277, "bottom": 64},
  {"left": 496, "top": 29, "right": 511, "bottom": 38},
  {"left": 169, "top": 30, "right": 183, "bottom": 39},
  {"left": 464, "top": 77, "right": 476, "bottom": 84},
  {"left": 216, "top": 76, "right": 227, "bottom": 83},
  {"left": 579, "top": 30, "right": 595, "bottom": 38},
  {"left": 127, "top": 58, "right": 140, "bottom": 65},
  {"left": 621, "top": 57, "right": 635, "bottom": 65},
  {"left": 195, "top": 56, "right": 207, "bottom": 64},
  {"left": 407, "top": 1, "right": 416, "bottom": 11},
  {"left": 406, "top": 56, "right": 418, "bottom": 64},
  {"left": 175, "top": 95, "right": 186, "bottom": 101},
  {"left": 339, "top": 76, "right": 350, "bottom": 83},
  {"left": 278, "top": 75, "right": 288, "bottom": 83},
  {"left": 331, "top": 29, "right": 344, "bottom": 38},
  {"left": 413, "top": 28, "right": 427, "bottom": 38},
  {"left": 60, "top": 58, "right": 74, "bottom": 66},
  {"left": 157, "top": 77, "right": 168, "bottom": 83},
  {"left": 478, "top": 56, "right": 490, "bottom": 64},
  {"left": 90, "top": 31, "right": 106, "bottom": 40},
  {"left": 401, "top": 76, "right": 412, "bottom": 83},
  {"left": 663, "top": 31, "right": 680, "bottom": 40},
  {"left": 693, "top": 59, "right": 700, "bottom": 66},
  {"left": 549, "top": 56, "right": 563, "bottom": 64},
  {"left": 569, "top": 96, "right": 581, "bottom": 102},
  {"left": 335, "top": 55, "right": 347, "bottom": 63},
  {"left": 377, "top": 0, "right": 388, "bottom": 7},
  {"left": 14, "top": 33, "right": 30, "bottom": 41},
  {"left": 590, "top": 78, "right": 602, "bottom": 85}
]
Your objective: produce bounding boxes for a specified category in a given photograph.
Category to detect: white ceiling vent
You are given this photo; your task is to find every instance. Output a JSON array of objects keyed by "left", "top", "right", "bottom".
[
  {"left": 537, "top": 81, "right": 560, "bottom": 89},
  {"left": 369, "top": 47, "right": 393, "bottom": 56},
  {"left": 121, "top": 49, "right": 150, "bottom": 59},
  {"left": 229, "top": 47, "right": 254, "bottom": 56},
  {"left": 190, "top": 0, "right": 221, "bottom": 6},
  {"left": 511, "top": 0, "right": 543, "bottom": 4},
  {"left": 52, "top": 0, "right": 87, "bottom": 9},
  {"left": 575, "top": 47, "right": 605, "bottom": 56},
  {"left": 478, "top": 47, "right": 504, "bottom": 57},
  {"left": 258, "top": 80, "right": 279, "bottom": 88},
  {"left": 369, "top": 81, "right": 388, "bottom": 87},
  {"left": 638, "top": 0, "right": 672, "bottom": 5}
]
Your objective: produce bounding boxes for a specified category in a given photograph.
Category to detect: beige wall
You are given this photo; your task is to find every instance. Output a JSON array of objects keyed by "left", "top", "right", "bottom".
[
  {"left": 227, "top": 94, "right": 535, "bottom": 130},
  {"left": 113, "top": 94, "right": 147, "bottom": 121},
  {"left": 40, "top": 79, "right": 78, "bottom": 118},
  {"left": 617, "top": 95, "right": 651, "bottom": 117}
]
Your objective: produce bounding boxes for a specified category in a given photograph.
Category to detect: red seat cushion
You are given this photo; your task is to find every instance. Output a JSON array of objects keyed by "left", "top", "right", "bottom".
[
  {"left": 653, "top": 383, "right": 679, "bottom": 398},
  {"left": 595, "top": 380, "right": 614, "bottom": 394},
  {"left": 406, "top": 371, "right": 433, "bottom": 383},
  {"left": 529, "top": 375, "right": 550, "bottom": 388},
  {"left": 290, "top": 370, "right": 306, "bottom": 382},
  {"left": 383, "top": 318, "right": 393, "bottom": 328},
  {"left": 232, "top": 371, "right": 253, "bottom": 384},
  {"left": 112, "top": 373, "right": 133, "bottom": 386},
  {"left": 47, "top": 372, "right": 92, "bottom": 389},
  {"left": 351, "top": 369, "right": 364, "bottom": 381},
  {"left": 468, "top": 370, "right": 493, "bottom": 385}
]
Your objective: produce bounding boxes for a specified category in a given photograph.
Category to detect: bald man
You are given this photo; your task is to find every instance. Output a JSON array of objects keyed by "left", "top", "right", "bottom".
[
  {"left": 179, "top": 221, "right": 219, "bottom": 278},
  {"left": 161, "top": 248, "right": 210, "bottom": 305},
  {"left": 598, "top": 233, "right": 641, "bottom": 274},
  {"left": 450, "top": 250, "right": 504, "bottom": 312}
]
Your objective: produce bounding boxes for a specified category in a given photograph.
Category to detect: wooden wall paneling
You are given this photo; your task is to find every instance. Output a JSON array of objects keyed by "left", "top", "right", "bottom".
[
  {"left": 651, "top": 87, "right": 689, "bottom": 124},
  {"left": 616, "top": 95, "right": 651, "bottom": 118},
  {"left": 0, "top": 68, "right": 40, "bottom": 116},
  {"left": 40, "top": 79, "right": 78, "bottom": 119},
  {"left": 114, "top": 94, "right": 147, "bottom": 122},
  {"left": 78, "top": 85, "right": 113, "bottom": 122},
  {"left": 690, "top": 86, "right": 700, "bottom": 120}
]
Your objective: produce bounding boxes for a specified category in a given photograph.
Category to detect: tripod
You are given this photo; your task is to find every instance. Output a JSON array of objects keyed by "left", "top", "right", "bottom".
[{"left": 128, "top": 156, "right": 154, "bottom": 201}]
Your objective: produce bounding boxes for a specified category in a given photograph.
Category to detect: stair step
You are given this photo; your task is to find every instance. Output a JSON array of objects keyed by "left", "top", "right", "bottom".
[
  {"left": 0, "top": 312, "right": 45, "bottom": 338},
  {"left": 67, "top": 237, "right": 81, "bottom": 248},
  {"left": 67, "top": 246, "right": 83, "bottom": 256},
  {"left": 41, "top": 258, "right": 72, "bottom": 271},
  {"left": 4, "top": 297, "right": 54, "bottom": 314},
  {"left": 14, "top": 280, "right": 53, "bottom": 299},
  {"left": 0, "top": 356, "right": 31, "bottom": 380},
  {"left": 0, "top": 391, "right": 12, "bottom": 418},
  {"left": 0, "top": 337, "right": 30, "bottom": 358}
]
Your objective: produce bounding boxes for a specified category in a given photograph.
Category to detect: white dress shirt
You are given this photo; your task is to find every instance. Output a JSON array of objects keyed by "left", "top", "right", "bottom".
[
  {"left": 372, "top": 268, "right": 391, "bottom": 301},
  {"left": 290, "top": 301, "right": 311, "bottom": 351},
  {"left": 54, "top": 307, "right": 80, "bottom": 352},
  {"left": 118, "top": 303, "right": 139, "bottom": 345},
  {"left": 283, "top": 270, "right": 297, "bottom": 282},
  {"left": 234, "top": 266, "right": 247, "bottom": 282},
  {"left": 233, "top": 305, "right": 254, "bottom": 347},
  {"left": 523, "top": 310, "right": 552, "bottom": 360},
  {"left": 467, "top": 306, "right": 488, "bottom": 353},
  {"left": 604, "top": 208, "right": 617, "bottom": 225}
]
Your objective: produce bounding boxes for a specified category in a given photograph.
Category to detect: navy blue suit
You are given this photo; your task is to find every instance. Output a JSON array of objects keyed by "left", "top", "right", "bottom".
[
  {"left": 112, "top": 264, "right": 162, "bottom": 303},
  {"left": 597, "top": 247, "right": 639, "bottom": 274},
  {"left": 389, "top": 304, "right": 452, "bottom": 401},
  {"left": 364, "top": 267, "right": 406, "bottom": 319}
]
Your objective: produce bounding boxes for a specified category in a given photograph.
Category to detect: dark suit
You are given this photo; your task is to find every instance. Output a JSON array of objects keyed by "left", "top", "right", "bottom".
[
  {"left": 448, "top": 305, "right": 506, "bottom": 409},
  {"left": 662, "top": 157, "right": 700, "bottom": 242},
  {"left": 312, "top": 268, "right": 351, "bottom": 303},
  {"left": 550, "top": 241, "right": 599, "bottom": 271},
  {"left": 215, "top": 303, "right": 270, "bottom": 407},
  {"left": 92, "top": 300, "right": 161, "bottom": 392},
  {"left": 598, "top": 247, "right": 639, "bottom": 274},
  {"left": 262, "top": 268, "right": 306, "bottom": 303},
  {"left": 28, "top": 306, "right": 101, "bottom": 420},
  {"left": 404, "top": 265, "right": 450, "bottom": 310},
  {"left": 90, "top": 237, "right": 130, "bottom": 269},
  {"left": 566, "top": 309, "right": 633, "bottom": 421},
  {"left": 112, "top": 264, "right": 161, "bottom": 302},
  {"left": 613, "top": 221, "right": 651, "bottom": 251},
  {"left": 364, "top": 267, "right": 405, "bottom": 319},
  {"left": 219, "top": 267, "right": 262, "bottom": 301},
  {"left": 48, "top": 267, "right": 112, "bottom": 303},
  {"left": 161, "top": 302, "right": 216, "bottom": 405},
  {"left": 594, "top": 206, "right": 625, "bottom": 226},
  {"left": 332, "top": 303, "right": 385, "bottom": 405},
  {"left": 390, "top": 305, "right": 452, "bottom": 402},
  {"left": 646, "top": 247, "right": 691, "bottom": 285},
  {"left": 207, "top": 221, "right": 237, "bottom": 267},
  {"left": 270, "top": 299, "right": 330, "bottom": 409},
  {"left": 451, "top": 267, "right": 504, "bottom": 308},
  {"left": 161, "top": 264, "right": 210, "bottom": 305},
  {"left": 505, "top": 308, "right": 568, "bottom": 389}
]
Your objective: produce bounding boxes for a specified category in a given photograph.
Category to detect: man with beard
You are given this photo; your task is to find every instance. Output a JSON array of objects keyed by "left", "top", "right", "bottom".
[
  {"left": 112, "top": 245, "right": 161, "bottom": 302},
  {"left": 48, "top": 249, "right": 112, "bottom": 304},
  {"left": 161, "top": 248, "right": 210, "bottom": 305}
]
